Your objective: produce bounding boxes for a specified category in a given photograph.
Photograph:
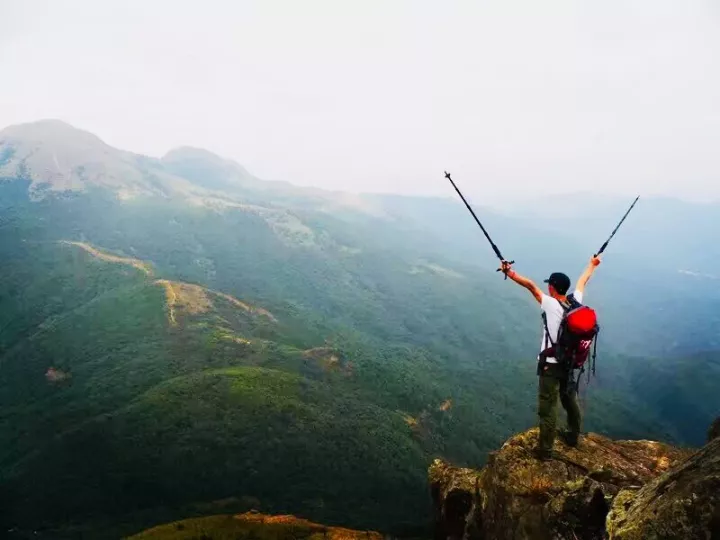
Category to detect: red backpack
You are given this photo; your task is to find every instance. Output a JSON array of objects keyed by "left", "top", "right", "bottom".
[{"left": 541, "top": 294, "right": 599, "bottom": 374}]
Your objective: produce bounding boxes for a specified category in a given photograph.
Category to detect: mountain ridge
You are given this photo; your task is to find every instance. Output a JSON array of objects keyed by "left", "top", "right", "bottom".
[
  {"left": 5, "top": 119, "right": 718, "bottom": 228},
  {"left": 0, "top": 119, "right": 109, "bottom": 147},
  {"left": 0, "top": 237, "right": 435, "bottom": 537},
  {"left": 0, "top": 119, "right": 200, "bottom": 198}
]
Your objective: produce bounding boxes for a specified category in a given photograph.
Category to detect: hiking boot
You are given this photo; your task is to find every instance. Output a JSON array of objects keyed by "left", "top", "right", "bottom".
[
  {"left": 559, "top": 429, "right": 579, "bottom": 448},
  {"left": 532, "top": 446, "right": 553, "bottom": 461}
]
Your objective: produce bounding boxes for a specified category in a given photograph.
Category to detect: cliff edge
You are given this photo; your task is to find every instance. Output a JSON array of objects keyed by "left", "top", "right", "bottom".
[{"left": 429, "top": 426, "right": 714, "bottom": 540}]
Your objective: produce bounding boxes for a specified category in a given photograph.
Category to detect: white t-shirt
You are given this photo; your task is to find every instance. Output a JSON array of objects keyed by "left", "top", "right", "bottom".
[{"left": 539, "top": 290, "right": 583, "bottom": 363}]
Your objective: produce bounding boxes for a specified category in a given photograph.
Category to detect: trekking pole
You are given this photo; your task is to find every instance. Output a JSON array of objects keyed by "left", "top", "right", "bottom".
[
  {"left": 594, "top": 196, "right": 640, "bottom": 257},
  {"left": 443, "top": 171, "right": 514, "bottom": 278}
]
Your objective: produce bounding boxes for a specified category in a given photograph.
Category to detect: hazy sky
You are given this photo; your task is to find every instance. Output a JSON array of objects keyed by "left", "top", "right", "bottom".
[{"left": 1, "top": 0, "right": 719, "bottom": 203}]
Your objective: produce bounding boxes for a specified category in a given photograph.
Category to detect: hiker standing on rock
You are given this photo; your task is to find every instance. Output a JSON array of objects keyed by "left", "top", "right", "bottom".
[{"left": 500, "top": 257, "right": 601, "bottom": 460}]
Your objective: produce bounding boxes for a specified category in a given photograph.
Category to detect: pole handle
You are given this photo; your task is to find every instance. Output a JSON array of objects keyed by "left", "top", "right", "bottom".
[
  {"left": 496, "top": 260, "right": 515, "bottom": 280},
  {"left": 594, "top": 241, "right": 609, "bottom": 258}
]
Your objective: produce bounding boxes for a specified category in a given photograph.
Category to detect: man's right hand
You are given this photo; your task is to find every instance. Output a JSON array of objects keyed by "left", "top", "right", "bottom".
[
  {"left": 499, "top": 260, "right": 514, "bottom": 275},
  {"left": 591, "top": 256, "right": 601, "bottom": 267}
]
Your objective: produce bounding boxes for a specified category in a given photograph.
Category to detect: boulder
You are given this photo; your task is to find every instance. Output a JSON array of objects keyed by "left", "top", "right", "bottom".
[
  {"left": 430, "top": 428, "right": 692, "bottom": 540},
  {"left": 606, "top": 436, "right": 720, "bottom": 539}
]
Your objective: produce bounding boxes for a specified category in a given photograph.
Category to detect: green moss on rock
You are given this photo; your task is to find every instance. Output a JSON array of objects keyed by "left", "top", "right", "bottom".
[{"left": 606, "top": 437, "right": 720, "bottom": 539}]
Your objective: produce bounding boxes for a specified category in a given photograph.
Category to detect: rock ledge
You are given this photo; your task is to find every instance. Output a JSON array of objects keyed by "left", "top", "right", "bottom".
[{"left": 430, "top": 428, "right": 695, "bottom": 540}]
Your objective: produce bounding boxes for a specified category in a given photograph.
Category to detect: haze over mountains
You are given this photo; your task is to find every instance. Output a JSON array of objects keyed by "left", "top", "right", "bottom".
[
  {"left": 6, "top": 119, "right": 716, "bottom": 357},
  {"left": 0, "top": 120, "right": 718, "bottom": 538}
]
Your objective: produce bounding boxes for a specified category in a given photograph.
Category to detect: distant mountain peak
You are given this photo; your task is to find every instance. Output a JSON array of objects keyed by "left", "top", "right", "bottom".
[
  {"left": 2, "top": 118, "right": 78, "bottom": 132},
  {"left": 0, "top": 118, "right": 107, "bottom": 147},
  {"left": 0, "top": 119, "right": 194, "bottom": 197},
  {"left": 162, "top": 145, "right": 254, "bottom": 190},
  {"left": 163, "top": 145, "right": 230, "bottom": 163},
  {"left": 0, "top": 119, "right": 268, "bottom": 199},
  {"left": 163, "top": 145, "right": 250, "bottom": 174}
]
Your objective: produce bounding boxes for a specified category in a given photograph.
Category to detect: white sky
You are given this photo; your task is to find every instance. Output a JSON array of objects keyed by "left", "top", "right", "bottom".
[{"left": 1, "top": 0, "right": 719, "bottom": 203}]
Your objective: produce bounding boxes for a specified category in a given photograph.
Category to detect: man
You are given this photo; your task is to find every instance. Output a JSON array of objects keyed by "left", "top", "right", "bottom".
[{"left": 500, "top": 256, "right": 601, "bottom": 460}]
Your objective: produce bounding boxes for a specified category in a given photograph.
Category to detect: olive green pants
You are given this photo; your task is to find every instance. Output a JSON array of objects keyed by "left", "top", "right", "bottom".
[{"left": 537, "top": 362, "right": 581, "bottom": 453}]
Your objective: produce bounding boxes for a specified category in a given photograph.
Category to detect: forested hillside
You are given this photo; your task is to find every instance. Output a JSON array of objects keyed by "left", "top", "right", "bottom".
[{"left": 0, "top": 120, "right": 716, "bottom": 538}]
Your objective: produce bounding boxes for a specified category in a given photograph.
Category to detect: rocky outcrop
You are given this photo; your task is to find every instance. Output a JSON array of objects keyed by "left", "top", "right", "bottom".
[
  {"left": 709, "top": 416, "right": 720, "bottom": 443},
  {"left": 130, "top": 511, "right": 383, "bottom": 539},
  {"left": 606, "top": 435, "right": 720, "bottom": 539},
  {"left": 430, "top": 428, "right": 694, "bottom": 540}
]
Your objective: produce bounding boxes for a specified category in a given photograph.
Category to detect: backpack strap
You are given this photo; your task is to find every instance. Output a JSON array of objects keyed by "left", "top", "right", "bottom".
[
  {"left": 541, "top": 311, "right": 554, "bottom": 348},
  {"left": 541, "top": 298, "right": 571, "bottom": 349},
  {"left": 566, "top": 293, "right": 583, "bottom": 310},
  {"left": 592, "top": 329, "right": 599, "bottom": 376}
]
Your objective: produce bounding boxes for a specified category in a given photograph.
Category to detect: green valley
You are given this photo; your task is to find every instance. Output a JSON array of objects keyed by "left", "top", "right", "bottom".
[{"left": 0, "top": 120, "right": 717, "bottom": 538}]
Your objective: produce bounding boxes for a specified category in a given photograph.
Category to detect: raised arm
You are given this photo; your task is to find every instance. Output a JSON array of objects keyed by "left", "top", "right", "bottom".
[
  {"left": 499, "top": 261, "right": 543, "bottom": 303},
  {"left": 575, "top": 256, "right": 601, "bottom": 295}
]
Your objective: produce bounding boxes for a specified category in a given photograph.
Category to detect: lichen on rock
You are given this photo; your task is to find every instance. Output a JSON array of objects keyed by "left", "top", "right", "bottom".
[{"left": 606, "top": 435, "right": 720, "bottom": 540}]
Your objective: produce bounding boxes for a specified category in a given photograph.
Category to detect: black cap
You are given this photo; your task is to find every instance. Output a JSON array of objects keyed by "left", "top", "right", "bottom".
[{"left": 544, "top": 272, "right": 571, "bottom": 294}]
